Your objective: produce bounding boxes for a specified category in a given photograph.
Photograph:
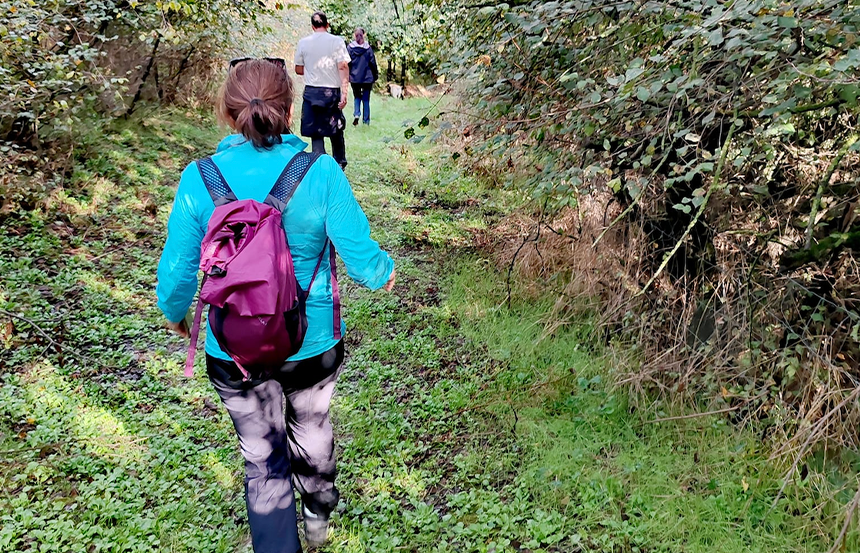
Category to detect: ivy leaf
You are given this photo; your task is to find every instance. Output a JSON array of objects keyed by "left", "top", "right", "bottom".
[
  {"left": 624, "top": 67, "right": 644, "bottom": 82},
  {"left": 837, "top": 84, "right": 860, "bottom": 106},
  {"left": 725, "top": 36, "right": 746, "bottom": 50},
  {"left": 707, "top": 28, "right": 723, "bottom": 46},
  {"left": 404, "top": 127, "right": 415, "bottom": 139},
  {"left": 559, "top": 73, "right": 577, "bottom": 89},
  {"left": 777, "top": 16, "right": 797, "bottom": 28},
  {"left": 834, "top": 49, "right": 860, "bottom": 72},
  {"left": 418, "top": 116, "right": 430, "bottom": 128}
]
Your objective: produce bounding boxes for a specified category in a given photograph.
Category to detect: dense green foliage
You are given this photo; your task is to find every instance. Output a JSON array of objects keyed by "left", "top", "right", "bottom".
[
  {"left": 319, "top": 0, "right": 443, "bottom": 82},
  {"left": 0, "top": 0, "right": 264, "bottom": 146},
  {"left": 444, "top": 0, "right": 859, "bottom": 202},
  {"left": 435, "top": 0, "right": 860, "bottom": 458}
]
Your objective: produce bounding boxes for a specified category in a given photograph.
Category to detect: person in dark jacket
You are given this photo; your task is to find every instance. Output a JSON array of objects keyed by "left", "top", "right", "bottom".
[{"left": 347, "top": 28, "right": 378, "bottom": 126}]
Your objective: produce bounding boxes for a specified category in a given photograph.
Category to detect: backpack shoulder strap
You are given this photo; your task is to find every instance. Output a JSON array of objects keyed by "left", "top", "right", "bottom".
[
  {"left": 266, "top": 151, "right": 322, "bottom": 212},
  {"left": 196, "top": 157, "right": 237, "bottom": 206}
]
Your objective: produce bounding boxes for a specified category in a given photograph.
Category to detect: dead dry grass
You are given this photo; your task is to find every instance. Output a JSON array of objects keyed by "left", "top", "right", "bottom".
[{"left": 472, "top": 154, "right": 860, "bottom": 464}]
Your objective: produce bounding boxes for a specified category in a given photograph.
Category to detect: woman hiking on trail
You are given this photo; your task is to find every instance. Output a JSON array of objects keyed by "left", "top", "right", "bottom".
[
  {"left": 156, "top": 58, "right": 395, "bottom": 553},
  {"left": 347, "top": 27, "right": 378, "bottom": 126}
]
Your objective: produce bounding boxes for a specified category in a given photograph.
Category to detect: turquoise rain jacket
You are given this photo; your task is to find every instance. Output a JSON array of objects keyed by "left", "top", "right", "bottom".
[{"left": 156, "top": 134, "right": 394, "bottom": 362}]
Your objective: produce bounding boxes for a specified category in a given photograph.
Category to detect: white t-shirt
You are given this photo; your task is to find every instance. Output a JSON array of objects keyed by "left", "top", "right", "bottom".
[{"left": 294, "top": 31, "right": 351, "bottom": 88}]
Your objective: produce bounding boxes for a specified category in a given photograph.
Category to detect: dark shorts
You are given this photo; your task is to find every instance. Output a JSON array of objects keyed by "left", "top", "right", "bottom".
[{"left": 300, "top": 86, "right": 346, "bottom": 138}]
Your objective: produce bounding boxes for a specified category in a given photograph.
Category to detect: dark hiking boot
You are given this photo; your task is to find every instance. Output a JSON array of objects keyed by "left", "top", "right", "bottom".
[
  {"left": 303, "top": 506, "right": 329, "bottom": 548},
  {"left": 352, "top": 117, "right": 359, "bottom": 126}
]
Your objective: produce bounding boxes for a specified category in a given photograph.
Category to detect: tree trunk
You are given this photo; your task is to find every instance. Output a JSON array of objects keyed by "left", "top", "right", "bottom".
[
  {"left": 153, "top": 62, "right": 163, "bottom": 102},
  {"left": 400, "top": 57, "right": 406, "bottom": 86},
  {"left": 125, "top": 34, "right": 161, "bottom": 118}
]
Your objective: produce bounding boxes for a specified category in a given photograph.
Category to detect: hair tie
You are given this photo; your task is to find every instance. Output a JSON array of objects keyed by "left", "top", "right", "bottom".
[{"left": 250, "top": 98, "right": 263, "bottom": 107}]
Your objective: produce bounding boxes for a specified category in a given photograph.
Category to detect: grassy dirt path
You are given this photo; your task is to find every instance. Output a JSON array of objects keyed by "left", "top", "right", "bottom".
[{"left": 0, "top": 97, "right": 846, "bottom": 553}]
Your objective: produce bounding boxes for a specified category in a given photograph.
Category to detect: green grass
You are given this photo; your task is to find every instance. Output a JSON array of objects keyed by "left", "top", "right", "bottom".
[
  {"left": 0, "top": 109, "right": 246, "bottom": 553},
  {"left": 0, "top": 95, "right": 856, "bottom": 553},
  {"left": 324, "top": 97, "right": 855, "bottom": 553}
]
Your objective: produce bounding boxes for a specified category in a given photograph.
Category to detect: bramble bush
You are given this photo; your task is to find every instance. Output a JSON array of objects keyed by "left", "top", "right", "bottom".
[{"left": 434, "top": 0, "right": 860, "bottom": 461}]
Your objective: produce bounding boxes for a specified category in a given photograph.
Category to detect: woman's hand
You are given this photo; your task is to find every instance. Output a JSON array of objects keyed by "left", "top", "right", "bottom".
[{"left": 383, "top": 269, "right": 396, "bottom": 292}]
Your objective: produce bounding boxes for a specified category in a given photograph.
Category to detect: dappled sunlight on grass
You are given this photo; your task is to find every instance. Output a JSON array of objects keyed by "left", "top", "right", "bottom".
[
  {"left": 323, "top": 528, "right": 366, "bottom": 553},
  {"left": 104, "top": 142, "right": 166, "bottom": 186},
  {"left": 357, "top": 458, "right": 429, "bottom": 500},
  {"left": 19, "top": 362, "right": 148, "bottom": 463},
  {"left": 74, "top": 269, "right": 151, "bottom": 309},
  {"left": 75, "top": 404, "right": 149, "bottom": 462},
  {"left": 47, "top": 184, "right": 103, "bottom": 218},
  {"left": 203, "top": 451, "right": 240, "bottom": 491},
  {"left": 143, "top": 350, "right": 185, "bottom": 376}
]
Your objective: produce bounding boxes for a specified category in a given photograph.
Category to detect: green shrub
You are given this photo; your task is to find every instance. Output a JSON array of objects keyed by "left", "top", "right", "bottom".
[{"left": 435, "top": 0, "right": 860, "bottom": 457}]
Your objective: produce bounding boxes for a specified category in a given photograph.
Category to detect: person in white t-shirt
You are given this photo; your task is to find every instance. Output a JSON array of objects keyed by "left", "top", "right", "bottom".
[{"left": 294, "top": 11, "right": 351, "bottom": 169}]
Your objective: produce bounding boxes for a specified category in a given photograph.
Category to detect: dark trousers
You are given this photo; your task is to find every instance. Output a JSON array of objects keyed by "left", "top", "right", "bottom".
[
  {"left": 351, "top": 83, "right": 372, "bottom": 123},
  {"left": 311, "top": 134, "right": 346, "bottom": 169},
  {"left": 206, "top": 341, "right": 345, "bottom": 553}
]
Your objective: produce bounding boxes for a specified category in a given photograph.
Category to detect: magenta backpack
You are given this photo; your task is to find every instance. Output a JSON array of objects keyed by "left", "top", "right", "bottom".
[{"left": 184, "top": 151, "right": 336, "bottom": 380}]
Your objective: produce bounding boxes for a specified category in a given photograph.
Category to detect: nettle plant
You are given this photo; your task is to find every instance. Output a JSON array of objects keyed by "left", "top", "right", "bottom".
[
  {"left": 0, "top": 0, "right": 264, "bottom": 146},
  {"left": 444, "top": 0, "right": 860, "bottom": 452}
]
